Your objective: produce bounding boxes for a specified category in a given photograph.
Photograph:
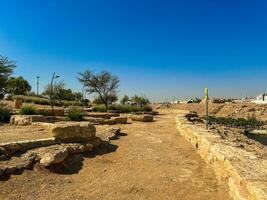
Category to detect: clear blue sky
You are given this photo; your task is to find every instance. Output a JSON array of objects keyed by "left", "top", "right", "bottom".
[{"left": 1, "top": 0, "right": 267, "bottom": 102}]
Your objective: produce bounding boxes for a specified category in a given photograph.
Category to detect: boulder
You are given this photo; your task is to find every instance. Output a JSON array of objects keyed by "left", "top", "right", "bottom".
[
  {"left": 131, "top": 114, "right": 153, "bottom": 122},
  {"left": 51, "top": 122, "right": 96, "bottom": 142},
  {"left": 10, "top": 115, "right": 47, "bottom": 125},
  {"left": 111, "top": 116, "right": 128, "bottom": 124},
  {"left": 39, "top": 148, "right": 68, "bottom": 167},
  {"left": 97, "top": 127, "right": 121, "bottom": 141}
]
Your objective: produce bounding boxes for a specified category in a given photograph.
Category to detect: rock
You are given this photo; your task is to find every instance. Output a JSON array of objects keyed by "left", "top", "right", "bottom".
[
  {"left": 10, "top": 115, "right": 47, "bottom": 125},
  {"left": 51, "top": 122, "right": 96, "bottom": 142},
  {"left": 111, "top": 116, "right": 128, "bottom": 124},
  {"left": 97, "top": 127, "right": 121, "bottom": 141},
  {"left": 86, "top": 112, "right": 119, "bottom": 119},
  {"left": 131, "top": 114, "right": 153, "bottom": 122},
  {"left": 40, "top": 148, "right": 68, "bottom": 167}
]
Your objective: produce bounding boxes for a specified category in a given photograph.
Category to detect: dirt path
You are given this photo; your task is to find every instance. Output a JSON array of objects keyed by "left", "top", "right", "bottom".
[{"left": 0, "top": 111, "right": 231, "bottom": 200}]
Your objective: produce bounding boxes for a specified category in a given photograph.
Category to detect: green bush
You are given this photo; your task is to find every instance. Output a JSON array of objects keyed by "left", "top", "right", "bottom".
[
  {"left": 67, "top": 107, "right": 85, "bottom": 121},
  {"left": 19, "top": 104, "right": 37, "bottom": 115},
  {"left": 92, "top": 104, "right": 107, "bottom": 112},
  {"left": 0, "top": 104, "right": 11, "bottom": 122}
]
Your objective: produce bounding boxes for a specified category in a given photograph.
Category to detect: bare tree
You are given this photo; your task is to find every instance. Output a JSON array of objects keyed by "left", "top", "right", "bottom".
[
  {"left": 77, "top": 70, "right": 120, "bottom": 109},
  {"left": 0, "top": 56, "right": 16, "bottom": 98}
]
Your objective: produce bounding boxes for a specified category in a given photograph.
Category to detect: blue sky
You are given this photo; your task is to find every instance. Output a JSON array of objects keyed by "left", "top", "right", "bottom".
[{"left": 0, "top": 0, "right": 267, "bottom": 102}]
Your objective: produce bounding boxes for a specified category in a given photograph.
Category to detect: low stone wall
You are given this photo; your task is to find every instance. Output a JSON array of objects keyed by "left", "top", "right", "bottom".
[
  {"left": 0, "top": 138, "right": 56, "bottom": 159},
  {"left": 10, "top": 115, "right": 47, "bottom": 125},
  {"left": 86, "top": 112, "right": 119, "bottom": 119},
  {"left": 176, "top": 110, "right": 267, "bottom": 200}
]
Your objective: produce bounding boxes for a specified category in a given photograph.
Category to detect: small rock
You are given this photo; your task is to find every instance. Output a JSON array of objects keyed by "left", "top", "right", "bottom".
[{"left": 40, "top": 148, "right": 68, "bottom": 167}]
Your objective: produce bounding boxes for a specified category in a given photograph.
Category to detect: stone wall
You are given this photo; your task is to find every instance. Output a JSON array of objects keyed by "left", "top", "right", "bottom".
[{"left": 176, "top": 110, "right": 267, "bottom": 200}]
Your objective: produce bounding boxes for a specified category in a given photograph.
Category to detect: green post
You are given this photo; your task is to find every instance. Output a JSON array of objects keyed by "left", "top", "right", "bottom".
[{"left": 205, "top": 88, "right": 209, "bottom": 129}]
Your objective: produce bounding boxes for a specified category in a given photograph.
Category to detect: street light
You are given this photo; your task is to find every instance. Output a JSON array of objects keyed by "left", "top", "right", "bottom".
[
  {"left": 36, "top": 76, "right": 40, "bottom": 95},
  {"left": 50, "top": 73, "right": 60, "bottom": 116}
]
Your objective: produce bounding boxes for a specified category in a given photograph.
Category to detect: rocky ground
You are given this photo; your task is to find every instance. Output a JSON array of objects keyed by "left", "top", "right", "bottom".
[
  {"left": 0, "top": 111, "right": 230, "bottom": 200},
  {"left": 169, "top": 102, "right": 267, "bottom": 121}
]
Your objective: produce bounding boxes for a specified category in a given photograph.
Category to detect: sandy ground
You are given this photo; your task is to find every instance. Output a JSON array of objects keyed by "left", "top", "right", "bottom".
[{"left": 0, "top": 111, "right": 231, "bottom": 200}]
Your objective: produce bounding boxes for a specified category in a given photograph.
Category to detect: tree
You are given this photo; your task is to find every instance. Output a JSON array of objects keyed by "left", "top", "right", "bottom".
[
  {"left": 42, "top": 80, "right": 65, "bottom": 101},
  {"left": 0, "top": 56, "right": 16, "bottom": 98},
  {"left": 131, "top": 95, "right": 150, "bottom": 106},
  {"left": 43, "top": 81, "right": 82, "bottom": 101},
  {"left": 93, "top": 93, "right": 118, "bottom": 105},
  {"left": 120, "top": 95, "right": 130, "bottom": 105},
  {"left": 6, "top": 76, "right": 31, "bottom": 95},
  {"left": 78, "top": 70, "right": 120, "bottom": 109}
]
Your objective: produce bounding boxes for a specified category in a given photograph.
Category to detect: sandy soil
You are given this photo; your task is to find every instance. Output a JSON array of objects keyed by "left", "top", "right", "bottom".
[{"left": 0, "top": 111, "right": 231, "bottom": 200}]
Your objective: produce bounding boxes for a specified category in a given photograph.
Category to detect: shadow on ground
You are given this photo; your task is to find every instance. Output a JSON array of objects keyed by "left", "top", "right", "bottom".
[{"left": 51, "top": 142, "right": 119, "bottom": 175}]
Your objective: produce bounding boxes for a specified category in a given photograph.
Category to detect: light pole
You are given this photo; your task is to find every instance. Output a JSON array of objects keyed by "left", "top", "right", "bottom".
[
  {"left": 50, "top": 73, "right": 60, "bottom": 116},
  {"left": 36, "top": 76, "right": 40, "bottom": 95}
]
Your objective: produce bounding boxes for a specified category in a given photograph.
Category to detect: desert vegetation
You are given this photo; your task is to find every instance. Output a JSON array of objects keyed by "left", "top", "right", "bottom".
[{"left": 208, "top": 116, "right": 265, "bottom": 129}]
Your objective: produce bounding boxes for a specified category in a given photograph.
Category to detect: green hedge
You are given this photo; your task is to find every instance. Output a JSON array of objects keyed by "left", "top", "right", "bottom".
[
  {"left": 12, "top": 95, "right": 82, "bottom": 107},
  {"left": 208, "top": 116, "right": 265, "bottom": 129},
  {"left": 92, "top": 104, "right": 152, "bottom": 113}
]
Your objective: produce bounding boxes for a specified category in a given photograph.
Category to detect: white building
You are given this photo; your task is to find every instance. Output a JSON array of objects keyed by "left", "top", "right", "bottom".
[{"left": 252, "top": 93, "right": 267, "bottom": 104}]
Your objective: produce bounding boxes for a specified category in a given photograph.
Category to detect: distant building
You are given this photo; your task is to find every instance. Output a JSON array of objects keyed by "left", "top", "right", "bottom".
[{"left": 252, "top": 93, "right": 267, "bottom": 104}]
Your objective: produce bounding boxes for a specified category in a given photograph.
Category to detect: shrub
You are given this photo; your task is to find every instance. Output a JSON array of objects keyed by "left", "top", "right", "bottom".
[
  {"left": 19, "top": 104, "right": 37, "bottom": 115},
  {"left": 12, "top": 95, "right": 83, "bottom": 107},
  {"left": 92, "top": 104, "right": 107, "bottom": 112},
  {"left": 208, "top": 116, "right": 265, "bottom": 129},
  {"left": 92, "top": 104, "right": 153, "bottom": 113},
  {"left": 67, "top": 107, "right": 85, "bottom": 121},
  {"left": 0, "top": 103, "right": 11, "bottom": 122}
]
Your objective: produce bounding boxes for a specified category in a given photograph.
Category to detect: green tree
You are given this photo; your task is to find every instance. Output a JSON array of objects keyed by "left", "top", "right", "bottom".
[
  {"left": 131, "top": 95, "right": 150, "bottom": 106},
  {"left": 6, "top": 76, "right": 31, "bottom": 95},
  {"left": 120, "top": 95, "right": 130, "bottom": 105},
  {"left": 0, "top": 56, "right": 16, "bottom": 98},
  {"left": 78, "top": 70, "right": 120, "bottom": 109},
  {"left": 42, "top": 80, "right": 65, "bottom": 101}
]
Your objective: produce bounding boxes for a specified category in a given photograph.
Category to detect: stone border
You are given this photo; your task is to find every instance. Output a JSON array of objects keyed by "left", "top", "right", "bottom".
[{"left": 176, "top": 110, "right": 267, "bottom": 200}]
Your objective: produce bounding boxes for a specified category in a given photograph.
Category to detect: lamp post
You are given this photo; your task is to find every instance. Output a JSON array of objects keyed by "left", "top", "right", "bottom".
[
  {"left": 36, "top": 76, "right": 40, "bottom": 95},
  {"left": 205, "top": 88, "right": 209, "bottom": 129},
  {"left": 50, "top": 73, "right": 60, "bottom": 116}
]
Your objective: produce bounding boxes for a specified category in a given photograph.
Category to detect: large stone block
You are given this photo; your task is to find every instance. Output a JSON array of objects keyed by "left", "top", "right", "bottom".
[
  {"left": 10, "top": 115, "right": 47, "bottom": 125},
  {"left": 51, "top": 122, "right": 96, "bottom": 142},
  {"left": 111, "top": 116, "right": 128, "bottom": 124},
  {"left": 131, "top": 114, "right": 153, "bottom": 122}
]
